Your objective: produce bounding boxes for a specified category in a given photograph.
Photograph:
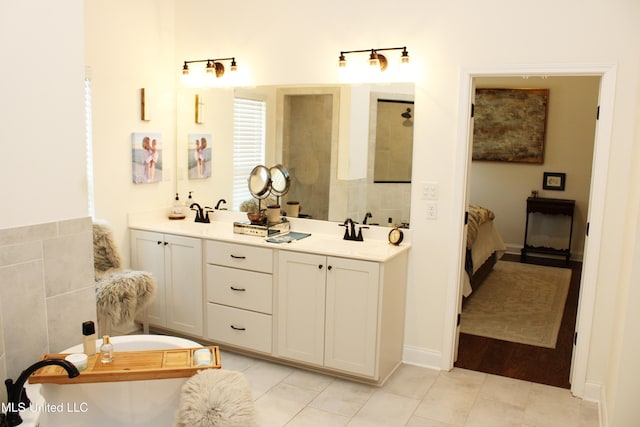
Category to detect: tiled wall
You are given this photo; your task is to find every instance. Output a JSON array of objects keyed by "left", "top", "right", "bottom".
[
  {"left": 0, "top": 217, "right": 96, "bottom": 400},
  {"left": 283, "top": 94, "right": 333, "bottom": 221},
  {"left": 361, "top": 95, "right": 413, "bottom": 227}
]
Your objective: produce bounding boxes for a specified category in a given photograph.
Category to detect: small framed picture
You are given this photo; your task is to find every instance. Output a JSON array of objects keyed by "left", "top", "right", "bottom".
[{"left": 543, "top": 172, "right": 566, "bottom": 191}]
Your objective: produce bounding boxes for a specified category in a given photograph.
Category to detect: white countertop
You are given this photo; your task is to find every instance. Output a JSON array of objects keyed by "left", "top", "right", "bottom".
[{"left": 128, "top": 210, "right": 410, "bottom": 263}]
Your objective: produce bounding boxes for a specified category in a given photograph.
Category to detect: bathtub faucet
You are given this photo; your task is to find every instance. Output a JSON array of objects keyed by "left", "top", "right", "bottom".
[{"left": 2, "top": 358, "right": 80, "bottom": 426}]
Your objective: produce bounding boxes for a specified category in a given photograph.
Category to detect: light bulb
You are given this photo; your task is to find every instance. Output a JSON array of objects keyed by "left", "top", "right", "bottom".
[
  {"left": 369, "top": 51, "right": 380, "bottom": 69},
  {"left": 338, "top": 53, "right": 347, "bottom": 68}
]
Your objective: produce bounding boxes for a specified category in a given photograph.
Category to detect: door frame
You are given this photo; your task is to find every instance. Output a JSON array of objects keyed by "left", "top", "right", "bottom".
[{"left": 442, "top": 63, "right": 617, "bottom": 399}]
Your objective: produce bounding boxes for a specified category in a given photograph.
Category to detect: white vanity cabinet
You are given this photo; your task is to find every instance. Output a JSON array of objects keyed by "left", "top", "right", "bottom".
[
  {"left": 130, "top": 229, "right": 203, "bottom": 336},
  {"left": 205, "top": 241, "right": 273, "bottom": 354},
  {"left": 128, "top": 218, "right": 409, "bottom": 384},
  {"left": 277, "top": 250, "right": 407, "bottom": 380}
]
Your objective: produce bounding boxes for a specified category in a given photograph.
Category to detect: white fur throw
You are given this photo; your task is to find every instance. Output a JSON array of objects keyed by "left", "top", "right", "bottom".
[
  {"left": 95, "top": 270, "right": 156, "bottom": 326},
  {"left": 92, "top": 221, "right": 156, "bottom": 326},
  {"left": 93, "top": 221, "right": 123, "bottom": 273},
  {"left": 175, "top": 369, "right": 256, "bottom": 427}
]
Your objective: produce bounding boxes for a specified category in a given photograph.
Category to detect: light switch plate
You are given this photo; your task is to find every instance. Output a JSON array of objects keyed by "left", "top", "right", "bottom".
[{"left": 422, "top": 181, "right": 439, "bottom": 200}]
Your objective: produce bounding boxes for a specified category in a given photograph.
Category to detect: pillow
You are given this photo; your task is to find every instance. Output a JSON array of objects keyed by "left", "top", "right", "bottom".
[{"left": 175, "top": 369, "right": 256, "bottom": 427}]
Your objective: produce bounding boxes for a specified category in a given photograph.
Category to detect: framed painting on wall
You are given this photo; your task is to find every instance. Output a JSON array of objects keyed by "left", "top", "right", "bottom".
[
  {"left": 472, "top": 88, "right": 549, "bottom": 163},
  {"left": 132, "top": 132, "right": 162, "bottom": 183}
]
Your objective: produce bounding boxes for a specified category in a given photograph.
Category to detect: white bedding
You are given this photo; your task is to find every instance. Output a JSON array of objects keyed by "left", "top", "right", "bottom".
[{"left": 462, "top": 220, "right": 506, "bottom": 297}]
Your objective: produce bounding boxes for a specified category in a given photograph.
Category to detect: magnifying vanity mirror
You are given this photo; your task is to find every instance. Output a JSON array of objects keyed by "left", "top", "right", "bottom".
[
  {"left": 176, "top": 82, "right": 414, "bottom": 227},
  {"left": 248, "top": 165, "right": 271, "bottom": 201},
  {"left": 269, "top": 164, "right": 291, "bottom": 202}
]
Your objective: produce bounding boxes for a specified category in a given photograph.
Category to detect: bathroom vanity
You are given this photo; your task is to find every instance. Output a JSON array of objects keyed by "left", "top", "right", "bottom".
[{"left": 129, "top": 211, "right": 410, "bottom": 384}]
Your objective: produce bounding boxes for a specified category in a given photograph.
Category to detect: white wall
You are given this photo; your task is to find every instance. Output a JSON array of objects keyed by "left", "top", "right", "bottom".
[
  {"left": 0, "top": 0, "right": 96, "bottom": 396},
  {"left": 85, "top": 0, "right": 640, "bottom": 423},
  {"left": 470, "top": 76, "right": 599, "bottom": 258},
  {"left": 605, "top": 204, "right": 640, "bottom": 425},
  {"left": 1, "top": 0, "right": 87, "bottom": 228},
  {"left": 85, "top": 0, "right": 176, "bottom": 260}
]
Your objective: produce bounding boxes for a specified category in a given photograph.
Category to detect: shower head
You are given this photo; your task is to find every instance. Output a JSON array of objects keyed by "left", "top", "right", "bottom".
[{"left": 401, "top": 108, "right": 412, "bottom": 119}]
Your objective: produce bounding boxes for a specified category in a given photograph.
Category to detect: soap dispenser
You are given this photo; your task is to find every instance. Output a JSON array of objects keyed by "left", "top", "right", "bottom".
[{"left": 169, "top": 193, "right": 185, "bottom": 220}]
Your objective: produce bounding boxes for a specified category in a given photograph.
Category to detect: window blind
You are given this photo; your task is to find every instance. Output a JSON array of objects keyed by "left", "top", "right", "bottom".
[
  {"left": 233, "top": 97, "right": 266, "bottom": 210},
  {"left": 85, "top": 72, "right": 95, "bottom": 218}
]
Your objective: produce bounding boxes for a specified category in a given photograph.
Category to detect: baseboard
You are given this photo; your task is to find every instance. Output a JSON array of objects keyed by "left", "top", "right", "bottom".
[
  {"left": 402, "top": 344, "right": 442, "bottom": 370},
  {"left": 582, "top": 381, "right": 606, "bottom": 427}
]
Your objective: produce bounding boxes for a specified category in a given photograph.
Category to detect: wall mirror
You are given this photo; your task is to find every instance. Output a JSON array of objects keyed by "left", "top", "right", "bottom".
[{"left": 176, "top": 82, "right": 414, "bottom": 226}]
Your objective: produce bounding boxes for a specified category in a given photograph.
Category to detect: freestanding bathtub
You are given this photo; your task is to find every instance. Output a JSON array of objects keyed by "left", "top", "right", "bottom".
[{"left": 24, "top": 334, "right": 203, "bottom": 427}]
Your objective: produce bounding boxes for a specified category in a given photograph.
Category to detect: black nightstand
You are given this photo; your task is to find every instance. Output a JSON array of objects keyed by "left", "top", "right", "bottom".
[{"left": 521, "top": 197, "right": 575, "bottom": 265}]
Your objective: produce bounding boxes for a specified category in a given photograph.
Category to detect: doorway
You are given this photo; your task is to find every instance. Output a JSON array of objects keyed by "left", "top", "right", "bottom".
[
  {"left": 443, "top": 63, "right": 617, "bottom": 399},
  {"left": 455, "top": 75, "right": 599, "bottom": 388}
]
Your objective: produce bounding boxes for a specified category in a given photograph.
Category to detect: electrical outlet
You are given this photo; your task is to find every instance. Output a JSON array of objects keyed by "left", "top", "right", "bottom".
[
  {"left": 426, "top": 203, "right": 438, "bottom": 220},
  {"left": 422, "top": 181, "right": 439, "bottom": 200}
]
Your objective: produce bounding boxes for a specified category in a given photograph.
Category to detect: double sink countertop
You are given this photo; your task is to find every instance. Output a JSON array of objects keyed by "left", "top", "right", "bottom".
[{"left": 128, "top": 209, "right": 411, "bottom": 263}]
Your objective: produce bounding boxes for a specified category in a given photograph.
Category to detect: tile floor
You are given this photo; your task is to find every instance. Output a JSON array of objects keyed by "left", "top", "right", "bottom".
[{"left": 220, "top": 350, "right": 600, "bottom": 427}]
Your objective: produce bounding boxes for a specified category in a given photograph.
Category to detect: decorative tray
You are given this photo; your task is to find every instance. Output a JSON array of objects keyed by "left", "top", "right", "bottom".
[{"left": 233, "top": 219, "right": 290, "bottom": 237}]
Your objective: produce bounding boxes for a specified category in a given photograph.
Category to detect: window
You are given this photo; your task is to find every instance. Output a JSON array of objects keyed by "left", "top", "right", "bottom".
[{"left": 232, "top": 97, "right": 266, "bottom": 210}]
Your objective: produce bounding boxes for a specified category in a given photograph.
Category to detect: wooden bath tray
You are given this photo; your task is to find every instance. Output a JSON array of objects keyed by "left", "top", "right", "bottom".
[{"left": 29, "top": 346, "right": 220, "bottom": 384}]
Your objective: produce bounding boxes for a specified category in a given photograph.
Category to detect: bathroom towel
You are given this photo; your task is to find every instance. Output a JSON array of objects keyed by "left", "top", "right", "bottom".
[
  {"left": 265, "top": 231, "right": 311, "bottom": 244},
  {"left": 175, "top": 369, "right": 256, "bottom": 427}
]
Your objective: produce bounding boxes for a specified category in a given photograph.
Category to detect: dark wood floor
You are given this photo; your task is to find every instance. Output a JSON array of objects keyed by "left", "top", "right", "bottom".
[{"left": 454, "top": 253, "right": 582, "bottom": 389}]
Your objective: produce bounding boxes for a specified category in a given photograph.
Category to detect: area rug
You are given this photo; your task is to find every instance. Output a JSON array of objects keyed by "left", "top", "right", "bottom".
[{"left": 460, "top": 261, "right": 571, "bottom": 348}]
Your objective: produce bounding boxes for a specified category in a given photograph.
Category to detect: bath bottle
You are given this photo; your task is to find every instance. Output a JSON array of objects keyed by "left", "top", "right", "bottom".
[
  {"left": 82, "top": 321, "right": 96, "bottom": 356},
  {"left": 100, "top": 335, "right": 114, "bottom": 363}
]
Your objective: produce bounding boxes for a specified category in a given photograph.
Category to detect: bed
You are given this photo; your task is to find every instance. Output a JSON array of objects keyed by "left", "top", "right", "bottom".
[{"left": 463, "top": 205, "right": 506, "bottom": 298}]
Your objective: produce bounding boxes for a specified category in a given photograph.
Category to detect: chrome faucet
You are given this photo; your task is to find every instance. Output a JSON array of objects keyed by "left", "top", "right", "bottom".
[{"left": 2, "top": 358, "right": 80, "bottom": 426}]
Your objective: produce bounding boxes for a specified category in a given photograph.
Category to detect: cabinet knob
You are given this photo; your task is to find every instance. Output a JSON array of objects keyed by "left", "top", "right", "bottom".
[
  {"left": 157, "top": 241, "right": 162, "bottom": 245},
  {"left": 230, "top": 325, "right": 246, "bottom": 331},
  {"left": 164, "top": 242, "right": 169, "bottom": 246},
  {"left": 318, "top": 264, "right": 323, "bottom": 269},
  {"left": 328, "top": 265, "right": 333, "bottom": 270}
]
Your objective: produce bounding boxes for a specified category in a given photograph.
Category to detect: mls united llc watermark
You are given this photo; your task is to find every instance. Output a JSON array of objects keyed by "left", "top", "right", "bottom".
[{"left": 1, "top": 401, "right": 89, "bottom": 413}]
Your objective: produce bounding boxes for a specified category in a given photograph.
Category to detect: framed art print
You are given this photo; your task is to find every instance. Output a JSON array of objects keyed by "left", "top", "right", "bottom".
[
  {"left": 132, "top": 132, "right": 162, "bottom": 183},
  {"left": 543, "top": 172, "right": 566, "bottom": 191},
  {"left": 188, "top": 133, "right": 212, "bottom": 179},
  {"left": 473, "top": 88, "right": 549, "bottom": 163}
]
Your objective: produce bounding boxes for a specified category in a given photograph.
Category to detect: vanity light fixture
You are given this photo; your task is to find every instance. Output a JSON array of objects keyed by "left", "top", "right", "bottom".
[
  {"left": 338, "top": 46, "right": 409, "bottom": 71},
  {"left": 181, "top": 57, "right": 238, "bottom": 79}
]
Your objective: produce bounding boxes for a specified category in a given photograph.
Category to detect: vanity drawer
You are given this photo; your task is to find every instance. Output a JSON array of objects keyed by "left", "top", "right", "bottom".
[
  {"left": 207, "top": 303, "right": 272, "bottom": 354},
  {"left": 206, "top": 240, "right": 273, "bottom": 273},
  {"left": 206, "top": 265, "right": 272, "bottom": 314}
]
